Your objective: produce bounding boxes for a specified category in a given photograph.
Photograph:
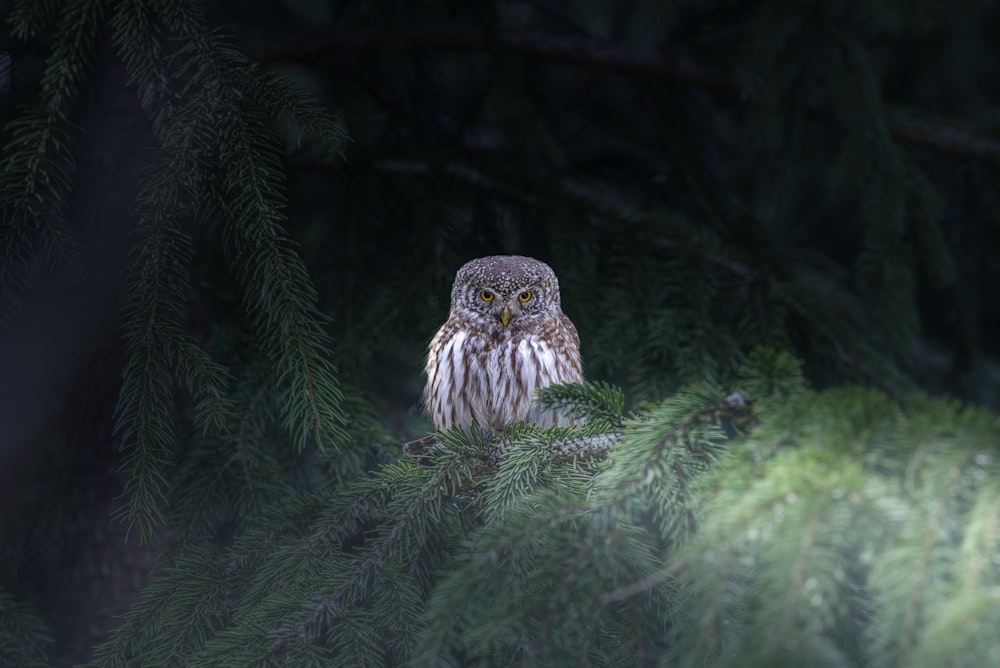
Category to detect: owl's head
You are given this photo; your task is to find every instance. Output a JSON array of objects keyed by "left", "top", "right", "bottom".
[{"left": 451, "top": 255, "right": 562, "bottom": 328}]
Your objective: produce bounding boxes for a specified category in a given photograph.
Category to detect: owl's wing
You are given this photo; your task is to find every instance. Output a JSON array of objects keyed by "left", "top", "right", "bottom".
[{"left": 523, "top": 328, "right": 584, "bottom": 427}]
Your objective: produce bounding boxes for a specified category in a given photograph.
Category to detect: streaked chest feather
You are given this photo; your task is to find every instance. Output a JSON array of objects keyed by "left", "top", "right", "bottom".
[{"left": 426, "top": 328, "right": 578, "bottom": 430}]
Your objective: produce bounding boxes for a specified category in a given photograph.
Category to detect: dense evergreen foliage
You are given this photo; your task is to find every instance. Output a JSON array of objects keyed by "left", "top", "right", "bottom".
[{"left": 1, "top": 0, "right": 998, "bottom": 665}]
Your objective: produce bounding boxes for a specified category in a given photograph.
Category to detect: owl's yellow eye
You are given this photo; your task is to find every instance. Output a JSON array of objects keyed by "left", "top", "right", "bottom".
[
  {"left": 518, "top": 291, "right": 532, "bottom": 302},
  {"left": 480, "top": 290, "right": 494, "bottom": 302}
]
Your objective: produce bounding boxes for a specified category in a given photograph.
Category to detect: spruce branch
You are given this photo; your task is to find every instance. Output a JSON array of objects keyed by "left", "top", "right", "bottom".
[
  {"left": 91, "top": 375, "right": 1000, "bottom": 666},
  {"left": 957, "top": 482, "right": 1000, "bottom": 590},
  {"left": 115, "top": 193, "right": 194, "bottom": 539},
  {"left": 0, "top": 0, "right": 103, "bottom": 303},
  {"left": 176, "top": 28, "right": 348, "bottom": 454},
  {"left": 262, "top": 23, "right": 1000, "bottom": 159},
  {"left": 87, "top": 544, "right": 228, "bottom": 667},
  {"left": 8, "top": 0, "right": 63, "bottom": 38},
  {"left": 775, "top": 287, "right": 907, "bottom": 405},
  {"left": 871, "top": 455, "right": 971, "bottom": 667},
  {"left": 111, "top": 2, "right": 348, "bottom": 490},
  {"left": 110, "top": 0, "right": 185, "bottom": 135},
  {"left": 415, "top": 496, "right": 613, "bottom": 665},
  {"left": 166, "top": 359, "right": 299, "bottom": 538},
  {"left": 415, "top": 402, "right": 704, "bottom": 664},
  {"left": 208, "top": 167, "right": 347, "bottom": 453},
  {"left": 225, "top": 110, "right": 335, "bottom": 451},
  {"left": 114, "top": 78, "right": 220, "bottom": 539},
  {"left": 162, "top": 323, "right": 234, "bottom": 429},
  {"left": 912, "top": 588, "right": 1000, "bottom": 668},
  {"left": 245, "top": 66, "right": 349, "bottom": 152},
  {"left": 111, "top": 0, "right": 345, "bottom": 537},
  {"left": 773, "top": 496, "right": 825, "bottom": 645},
  {"left": 405, "top": 385, "right": 750, "bottom": 472},
  {"left": 264, "top": 450, "right": 480, "bottom": 657},
  {"left": 524, "top": 525, "right": 599, "bottom": 668},
  {"left": 536, "top": 380, "right": 626, "bottom": 429},
  {"left": 0, "top": 590, "right": 52, "bottom": 668}
]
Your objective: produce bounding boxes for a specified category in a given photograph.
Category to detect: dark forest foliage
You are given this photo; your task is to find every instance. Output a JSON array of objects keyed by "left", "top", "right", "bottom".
[{"left": 1, "top": 0, "right": 998, "bottom": 665}]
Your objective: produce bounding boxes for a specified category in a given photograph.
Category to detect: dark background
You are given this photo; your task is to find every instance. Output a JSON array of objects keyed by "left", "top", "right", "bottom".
[{"left": 2, "top": 0, "right": 999, "bottom": 664}]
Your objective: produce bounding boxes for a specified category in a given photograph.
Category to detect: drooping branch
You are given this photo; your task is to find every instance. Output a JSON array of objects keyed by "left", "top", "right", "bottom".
[{"left": 263, "top": 24, "right": 1000, "bottom": 160}]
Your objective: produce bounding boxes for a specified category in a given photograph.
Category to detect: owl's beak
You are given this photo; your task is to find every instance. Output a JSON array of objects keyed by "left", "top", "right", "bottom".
[{"left": 500, "top": 306, "right": 512, "bottom": 327}]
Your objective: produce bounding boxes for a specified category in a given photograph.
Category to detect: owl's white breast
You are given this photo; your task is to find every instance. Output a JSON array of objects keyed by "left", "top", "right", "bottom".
[
  {"left": 426, "top": 320, "right": 582, "bottom": 431},
  {"left": 475, "top": 333, "right": 570, "bottom": 429},
  {"left": 426, "top": 328, "right": 472, "bottom": 429}
]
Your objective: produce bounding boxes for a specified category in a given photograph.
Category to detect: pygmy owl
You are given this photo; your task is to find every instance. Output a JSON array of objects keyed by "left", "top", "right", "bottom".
[{"left": 424, "top": 255, "right": 584, "bottom": 432}]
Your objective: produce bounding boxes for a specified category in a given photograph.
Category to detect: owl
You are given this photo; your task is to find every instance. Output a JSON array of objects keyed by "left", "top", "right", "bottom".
[{"left": 424, "top": 255, "right": 584, "bottom": 432}]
